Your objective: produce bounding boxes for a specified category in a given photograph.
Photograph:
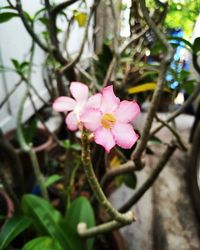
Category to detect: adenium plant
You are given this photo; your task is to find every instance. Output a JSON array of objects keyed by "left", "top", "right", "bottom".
[{"left": 53, "top": 82, "right": 140, "bottom": 153}]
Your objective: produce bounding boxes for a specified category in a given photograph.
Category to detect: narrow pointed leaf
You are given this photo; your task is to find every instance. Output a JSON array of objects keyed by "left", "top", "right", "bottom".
[{"left": 0, "top": 216, "right": 31, "bottom": 250}]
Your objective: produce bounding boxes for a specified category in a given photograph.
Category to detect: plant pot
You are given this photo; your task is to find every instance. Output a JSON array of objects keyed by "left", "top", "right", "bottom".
[
  {"left": 0, "top": 191, "right": 14, "bottom": 228},
  {"left": 5, "top": 128, "right": 53, "bottom": 191}
]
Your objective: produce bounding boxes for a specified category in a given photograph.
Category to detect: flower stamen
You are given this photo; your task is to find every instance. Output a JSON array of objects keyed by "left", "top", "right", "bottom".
[{"left": 101, "top": 113, "right": 116, "bottom": 129}]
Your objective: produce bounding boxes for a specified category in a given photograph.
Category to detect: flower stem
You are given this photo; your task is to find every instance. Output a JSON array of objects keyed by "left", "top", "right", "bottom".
[{"left": 81, "top": 129, "right": 135, "bottom": 224}]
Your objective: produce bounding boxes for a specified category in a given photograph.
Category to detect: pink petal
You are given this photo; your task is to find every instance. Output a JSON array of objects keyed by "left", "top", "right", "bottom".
[
  {"left": 65, "top": 111, "right": 78, "bottom": 131},
  {"left": 94, "top": 127, "right": 115, "bottom": 153},
  {"left": 70, "top": 82, "right": 89, "bottom": 104},
  {"left": 114, "top": 100, "right": 140, "bottom": 123},
  {"left": 86, "top": 93, "right": 102, "bottom": 109},
  {"left": 100, "top": 85, "right": 120, "bottom": 113},
  {"left": 80, "top": 108, "right": 102, "bottom": 131},
  {"left": 53, "top": 97, "right": 76, "bottom": 112},
  {"left": 111, "top": 123, "right": 139, "bottom": 149}
]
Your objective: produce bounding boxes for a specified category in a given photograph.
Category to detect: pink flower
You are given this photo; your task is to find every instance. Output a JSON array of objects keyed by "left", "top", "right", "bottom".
[
  {"left": 81, "top": 85, "right": 140, "bottom": 153},
  {"left": 53, "top": 82, "right": 101, "bottom": 131}
]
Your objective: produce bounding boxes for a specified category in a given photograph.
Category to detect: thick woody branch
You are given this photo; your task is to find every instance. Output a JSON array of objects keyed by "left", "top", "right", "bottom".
[
  {"left": 131, "top": 0, "right": 173, "bottom": 168},
  {"left": 119, "top": 142, "right": 177, "bottom": 213},
  {"left": 81, "top": 129, "right": 135, "bottom": 224}
]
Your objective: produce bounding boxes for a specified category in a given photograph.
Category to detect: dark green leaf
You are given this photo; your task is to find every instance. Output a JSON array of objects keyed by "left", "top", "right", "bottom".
[
  {"left": 64, "top": 197, "right": 96, "bottom": 250},
  {"left": 44, "top": 174, "right": 62, "bottom": 188},
  {"left": 22, "top": 237, "right": 62, "bottom": 250},
  {"left": 193, "top": 37, "right": 200, "bottom": 54},
  {"left": 182, "top": 80, "right": 195, "bottom": 94},
  {"left": 33, "top": 8, "right": 46, "bottom": 21},
  {"left": 22, "top": 118, "right": 37, "bottom": 144},
  {"left": 38, "top": 17, "right": 49, "bottom": 25},
  {"left": 122, "top": 173, "right": 137, "bottom": 189},
  {"left": 22, "top": 194, "right": 72, "bottom": 250},
  {"left": 0, "top": 216, "right": 31, "bottom": 250},
  {"left": 0, "top": 12, "right": 18, "bottom": 23},
  {"left": 167, "top": 36, "right": 193, "bottom": 50},
  {"left": 149, "top": 135, "right": 163, "bottom": 144},
  {"left": 11, "top": 59, "right": 20, "bottom": 70}
]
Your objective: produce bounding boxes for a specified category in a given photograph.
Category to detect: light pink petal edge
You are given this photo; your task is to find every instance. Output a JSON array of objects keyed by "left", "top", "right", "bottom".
[
  {"left": 86, "top": 93, "right": 102, "bottom": 109},
  {"left": 94, "top": 127, "right": 116, "bottom": 153},
  {"left": 111, "top": 123, "right": 139, "bottom": 149},
  {"left": 65, "top": 111, "right": 78, "bottom": 131},
  {"left": 100, "top": 85, "right": 120, "bottom": 113},
  {"left": 70, "top": 82, "right": 89, "bottom": 104},
  {"left": 53, "top": 96, "right": 76, "bottom": 112},
  {"left": 80, "top": 108, "right": 102, "bottom": 132},
  {"left": 114, "top": 100, "right": 140, "bottom": 123}
]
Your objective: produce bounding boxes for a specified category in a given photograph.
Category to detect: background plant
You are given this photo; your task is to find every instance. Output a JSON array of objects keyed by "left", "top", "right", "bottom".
[{"left": 0, "top": 0, "right": 200, "bottom": 249}]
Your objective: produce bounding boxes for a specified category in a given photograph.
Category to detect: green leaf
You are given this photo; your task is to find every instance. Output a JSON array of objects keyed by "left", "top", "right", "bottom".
[
  {"left": 22, "top": 118, "right": 37, "bottom": 144},
  {"left": 22, "top": 194, "right": 72, "bottom": 250},
  {"left": 122, "top": 173, "right": 137, "bottom": 189},
  {"left": 167, "top": 36, "right": 193, "bottom": 50},
  {"left": 44, "top": 174, "right": 62, "bottom": 188},
  {"left": 193, "top": 37, "right": 200, "bottom": 54},
  {"left": 149, "top": 135, "right": 162, "bottom": 144},
  {"left": 64, "top": 197, "right": 96, "bottom": 250},
  {"left": 0, "top": 12, "right": 18, "bottom": 23},
  {"left": 22, "top": 237, "right": 62, "bottom": 250},
  {"left": 0, "top": 216, "right": 31, "bottom": 250},
  {"left": 38, "top": 17, "right": 49, "bottom": 25},
  {"left": 11, "top": 59, "right": 20, "bottom": 70}
]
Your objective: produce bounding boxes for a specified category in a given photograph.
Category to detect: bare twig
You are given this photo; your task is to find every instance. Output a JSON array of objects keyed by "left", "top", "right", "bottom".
[
  {"left": 101, "top": 161, "right": 136, "bottom": 188},
  {"left": 45, "top": 0, "right": 77, "bottom": 82},
  {"left": 51, "top": 0, "right": 79, "bottom": 16},
  {"left": 154, "top": 114, "right": 187, "bottom": 151},
  {"left": 60, "top": 0, "right": 101, "bottom": 74},
  {"left": 15, "top": 0, "right": 48, "bottom": 52},
  {"left": 103, "top": 28, "right": 148, "bottom": 87},
  {"left": 130, "top": 0, "right": 173, "bottom": 168},
  {"left": 0, "top": 78, "right": 23, "bottom": 109},
  {"left": 119, "top": 142, "right": 177, "bottom": 213},
  {"left": 150, "top": 83, "right": 200, "bottom": 137},
  {"left": 78, "top": 219, "right": 132, "bottom": 238}
]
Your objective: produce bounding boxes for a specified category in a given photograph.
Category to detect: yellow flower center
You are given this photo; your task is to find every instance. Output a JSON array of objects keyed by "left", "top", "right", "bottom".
[{"left": 101, "top": 113, "right": 116, "bottom": 129}]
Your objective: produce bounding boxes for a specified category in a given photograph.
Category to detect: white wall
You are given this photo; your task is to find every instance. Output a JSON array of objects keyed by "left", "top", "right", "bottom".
[{"left": 0, "top": 0, "right": 93, "bottom": 133}]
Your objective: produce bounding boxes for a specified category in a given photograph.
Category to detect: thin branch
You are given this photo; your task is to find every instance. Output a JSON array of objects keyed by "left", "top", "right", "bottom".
[
  {"left": 77, "top": 218, "right": 133, "bottom": 238},
  {"left": 154, "top": 114, "right": 187, "bottom": 151},
  {"left": 15, "top": 0, "right": 48, "bottom": 52},
  {"left": 75, "top": 64, "right": 93, "bottom": 81},
  {"left": 60, "top": 0, "right": 101, "bottom": 74},
  {"left": 130, "top": 0, "right": 173, "bottom": 168},
  {"left": 103, "top": 28, "right": 148, "bottom": 87},
  {"left": 16, "top": 43, "right": 49, "bottom": 200},
  {"left": 101, "top": 161, "right": 136, "bottom": 188},
  {"left": 50, "top": 0, "right": 79, "bottom": 16},
  {"left": 45, "top": 0, "right": 77, "bottom": 82},
  {"left": 150, "top": 83, "right": 200, "bottom": 137},
  {"left": 119, "top": 142, "right": 177, "bottom": 213},
  {"left": 0, "top": 78, "right": 23, "bottom": 109}
]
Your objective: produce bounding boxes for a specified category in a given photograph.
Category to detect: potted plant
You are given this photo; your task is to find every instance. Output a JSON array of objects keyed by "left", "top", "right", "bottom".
[{"left": 0, "top": 0, "right": 199, "bottom": 249}]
